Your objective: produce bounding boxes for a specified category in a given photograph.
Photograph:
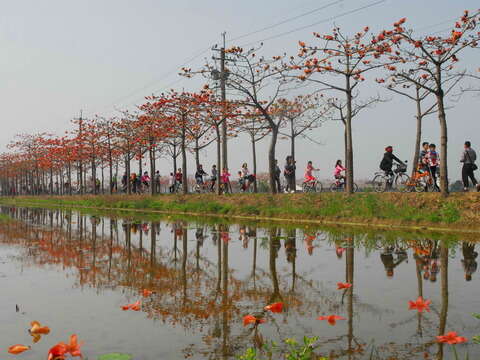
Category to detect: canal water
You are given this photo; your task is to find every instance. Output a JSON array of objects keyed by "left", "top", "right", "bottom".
[{"left": 0, "top": 206, "right": 479, "bottom": 359}]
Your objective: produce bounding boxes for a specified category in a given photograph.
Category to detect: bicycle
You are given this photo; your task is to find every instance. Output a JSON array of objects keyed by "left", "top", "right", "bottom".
[
  {"left": 239, "top": 175, "right": 255, "bottom": 193},
  {"left": 194, "top": 175, "right": 215, "bottom": 193},
  {"left": 302, "top": 170, "right": 323, "bottom": 193},
  {"left": 329, "top": 178, "right": 359, "bottom": 192},
  {"left": 404, "top": 165, "right": 439, "bottom": 193},
  {"left": 372, "top": 162, "right": 410, "bottom": 193}
]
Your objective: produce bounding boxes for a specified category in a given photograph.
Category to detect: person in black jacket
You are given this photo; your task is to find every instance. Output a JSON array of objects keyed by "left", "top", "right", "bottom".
[{"left": 380, "top": 146, "right": 405, "bottom": 176}]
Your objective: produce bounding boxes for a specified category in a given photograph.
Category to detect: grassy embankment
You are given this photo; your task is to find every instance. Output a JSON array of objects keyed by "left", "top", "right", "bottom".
[{"left": 1, "top": 192, "right": 479, "bottom": 232}]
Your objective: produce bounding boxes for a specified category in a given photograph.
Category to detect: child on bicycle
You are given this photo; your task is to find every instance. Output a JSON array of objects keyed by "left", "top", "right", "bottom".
[
  {"left": 304, "top": 161, "right": 318, "bottom": 184},
  {"left": 221, "top": 168, "right": 231, "bottom": 193},
  {"left": 195, "top": 164, "right": 207, "bottom": 185},
  {"left": 333, "top": 160, "right": 346, "bottom": 185}
]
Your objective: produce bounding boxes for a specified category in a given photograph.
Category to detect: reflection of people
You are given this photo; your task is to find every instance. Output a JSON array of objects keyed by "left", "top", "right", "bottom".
[
  {"left": 380, "top": 246, "right": 408, "bottom": 278},
  {"left": 304, "top": 233, "right": 315, "bottom": 256},
  {"left": 462, "top": 243, "right": 478, "bottom": 281},
  {"left": 195, "top": 227, "right": 205, "bottom": 247},
  {"left": 285, "top": 231, "right": 297, "bottom": 263},
  {"left": 239, "top": 226, "right": 249, "bottom": 248}
]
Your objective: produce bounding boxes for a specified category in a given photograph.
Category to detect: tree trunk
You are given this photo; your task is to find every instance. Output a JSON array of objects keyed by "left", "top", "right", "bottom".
[
  {"left": 194, "top": 138, "right": 200, "bottom": 170},
  {"left": 290, "top": 119, "right": 296, "bottom": 182},
  {"left": 268, "top": 125, "right": 279, "bottom": 194},
  {"left": 181, "top": 129, "right": 188, "bottom": 194},
  {"left": 412, "top": 87, "right": 423, "bottom": 178},
  {"left": 149, "top": 143, "right": 156, "bottom": 196},
  {"left": 108, "top": 145, "right": 113, "bottom": 195},
  {"left": 436, "top": 92, "right": 449, "bottom": 197},
  {"left": 345, "top": 84, "right": 354, "bottom": 194},
  {"left": 251, "top": 136, "right": 258, "bottom": 193},
  {"left": 125, "top": 154, "right": 131, "bottom": 195}
]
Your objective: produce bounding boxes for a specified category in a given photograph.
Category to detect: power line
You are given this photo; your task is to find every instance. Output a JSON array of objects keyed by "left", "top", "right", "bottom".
[
  {"left": 227, "top": 0, "right": 344, "bottom": 43},
  {"left": 238, "top": 0, "right": 388, "bottom": 48},
  {"left": 93, "top": 46, "right": 211, "bottom": 115}
]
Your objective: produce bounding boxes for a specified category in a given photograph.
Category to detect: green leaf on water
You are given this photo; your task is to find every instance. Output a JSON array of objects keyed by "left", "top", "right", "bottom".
[
  {"left": 97, "top": 353, "right": 133, "bottom": 360},
  {"left": 472, "top": 313, "right": 480, "bottom": 320}
]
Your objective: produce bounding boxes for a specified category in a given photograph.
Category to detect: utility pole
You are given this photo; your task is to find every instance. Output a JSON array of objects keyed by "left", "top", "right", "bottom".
[{"left": 219, "top": 32, "right": 228, "bottom": 170}]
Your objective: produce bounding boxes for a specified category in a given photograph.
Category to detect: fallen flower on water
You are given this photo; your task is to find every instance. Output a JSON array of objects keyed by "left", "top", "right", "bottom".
[
  {"left": 8, "top": 344, "right": 30, "bottom": 355},
  {"left": 29, "top": 320, "right": 51, "bottom": 335},
  {"left": 243, "top": 314, "right": 266, "bottom": 327},
  {"left": 337, "top": 282, "right": 352, "bottom": 290},
  {"left": 47, "top": 342, "right": 68, "bottom": 360},
  {"left": 121, "top": 300, "right": 141, "bottom": 311},
  {"left": 408, "top": 296, "right": 431, "bottom": 313},
  {"left": 47, "top": 334, "right": 84, "bottom": 360},
  {"left": 264, "top": 302, "right": 283, "bottom": 313},
  {"left": 67, "top": 334, "right": 84, "bottom": 358},
  {"left": 142, "top": 289, "right": 153, "bottom": 297},
  {"left": 317, "top": 315, "right": 346, "bottom": 326},
  {"left": 437, "top": 331, "right": 468, "bottom": 344}
]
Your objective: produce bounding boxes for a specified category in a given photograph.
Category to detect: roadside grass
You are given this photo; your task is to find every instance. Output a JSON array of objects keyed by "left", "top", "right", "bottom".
[{"left": 0, "top": 192, "right": 472, "bottom": 229}]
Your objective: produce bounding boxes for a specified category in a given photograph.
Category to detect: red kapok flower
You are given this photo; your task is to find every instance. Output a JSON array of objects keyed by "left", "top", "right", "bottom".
[
  {"left": 243, "top": 315, "right": 266, "bottom": 327},
  {"left": 317, "top": 315, "right": 346, "bottom": 326},
  {"left": 337, "top": 282, "right": 352, "bottom": 290},
  {"left": 264, "top": 302, "right": 283, "bottom": 313},
  {"left": 437, "top": 331, "right": 468, "bottom": 344},
  {"left": 408, "top": 296, "right": 431, "bottom": 313}
]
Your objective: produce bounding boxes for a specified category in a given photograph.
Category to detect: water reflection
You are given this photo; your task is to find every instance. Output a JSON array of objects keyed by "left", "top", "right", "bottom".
[{"left": 0, "top": 206, "right": 478, "bottom": 359}]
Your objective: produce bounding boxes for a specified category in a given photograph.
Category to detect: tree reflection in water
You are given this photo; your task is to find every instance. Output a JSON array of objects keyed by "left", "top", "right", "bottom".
[{"left": 0, "top": 206, "right": 478, "bottom": 359}]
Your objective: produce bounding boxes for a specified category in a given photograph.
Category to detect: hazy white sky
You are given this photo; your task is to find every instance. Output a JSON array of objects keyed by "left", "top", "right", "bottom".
[{"left": 1, "top": 0, "right": 479, "bottom": 180}]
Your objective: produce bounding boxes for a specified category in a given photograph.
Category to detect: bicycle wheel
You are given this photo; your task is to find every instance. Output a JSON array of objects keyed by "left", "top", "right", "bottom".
[
  {"left": 302, "top": 183, "right": 309, "bottom": 193},
  {"left": 329, "top": 183, "right": 340, "bottom": 192},
  {"left": 372, "top": 175, "right": 387, "bottom": 193},
  {"left": 414, "top": 179, "right": 426, "bottom": 193},
  {"left": 352, "top": 183, "right": 359, "bottom": 193},
  {"left": 396, "top": 173, "right": 410, "bottom": 192},
  {"left": 315, "top": 182, "right": 322, "bottom": 192}
]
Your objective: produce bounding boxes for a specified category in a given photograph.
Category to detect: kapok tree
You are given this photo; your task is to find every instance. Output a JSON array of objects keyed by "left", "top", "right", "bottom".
[
  {"left": 386, "top": 10, "right": 480, "bottom": 196},
  {"left": 380, "top": 74, "right": 437, "bottom": 177},
  {"left": 327, "top": 94, "right": 387, "bottom": 170},
  {"left": 190, "top": 45, "right": 291, "bottom": 194},
  {"left": 235, "top": 107, "right": 270, "bottom": 193},
  {"left": 189, "top": 88, "right": 239, "bottom": 194},
  {"left": 140, "top": 90, "right": 208, "bottom": 194},
  {"left": 110, "top": 111, "right": 141, "bottom": 194},
  {"left": 295, "top": 25, "right": 396, "bottom": 193},
  {"left": 273, "top": 94, "right": 332, "bottom": 181}
]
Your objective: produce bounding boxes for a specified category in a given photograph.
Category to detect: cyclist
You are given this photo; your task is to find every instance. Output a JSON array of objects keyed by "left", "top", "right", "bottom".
[
  {"left": 175, "top": 168, "right": 183, "bottom": 191},
  {"left": 380, "top": 146, "right": 406, "bottom": 180},
  {"left": 241, "top": 163, "right": 255, "bottom": 191},
  {"left": 195, "top": 164, "right": 208, "bottom": 185},
  {"left": 333, "top": 160, "right": 346, "bottom": 185},
  {"left": 304, "top": 161, "right": 319, "bottom": 184},
  {"left": 221, "top": 167, "right": 231, "bottom": 193},
  {"left": 141, "top": 171, "right": 150, "bottom": 191}
]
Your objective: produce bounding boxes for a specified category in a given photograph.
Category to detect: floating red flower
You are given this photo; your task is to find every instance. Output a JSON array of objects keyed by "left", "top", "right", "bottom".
[
  {"left": 317, "top": 315, "right": 346, "bottom": 326},
  {"left": 408, "top": 296, "right": 431, "bottom": 313},
  {"left": 264, "top": 302, "right": 283, "bottom": 313},
  {"left": 437, "top": 331, "right": 468, "bottom": 344}
]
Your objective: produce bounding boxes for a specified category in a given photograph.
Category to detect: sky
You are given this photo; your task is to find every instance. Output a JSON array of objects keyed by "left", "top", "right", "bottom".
[{"left": 1, "top": 0, "right": 479, "bottom": 181}]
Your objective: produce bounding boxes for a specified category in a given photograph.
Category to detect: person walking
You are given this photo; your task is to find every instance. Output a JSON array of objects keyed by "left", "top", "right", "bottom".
[
  {"left": 274, "top": 159, "right": 282, "bottom": 193},
  {"left": 460, "top": 141, "right": 479, "bottom": 192},
  {"left": 284, "top": 156, "right": 296, "bottom": 193}
]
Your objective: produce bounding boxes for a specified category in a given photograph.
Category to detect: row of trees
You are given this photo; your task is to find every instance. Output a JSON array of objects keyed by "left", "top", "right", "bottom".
[{"left": 1, "top": 11, "right": 479, "bottom": 197}]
